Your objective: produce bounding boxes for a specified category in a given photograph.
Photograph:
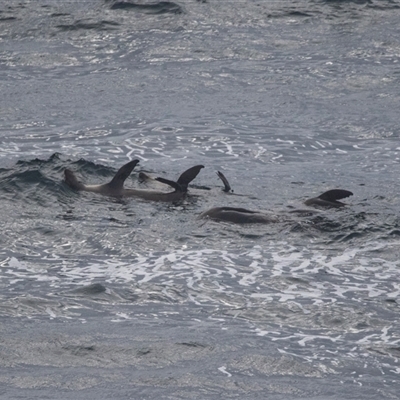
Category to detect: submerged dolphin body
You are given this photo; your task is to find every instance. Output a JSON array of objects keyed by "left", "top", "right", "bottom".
[
  {"left": 200, "top": 172, "right": 353, "bottom": 224},
  {"left": 200, "top": 206, "right": 278, "bottom": 224},
  {"left": 199, "top": 171, "right": 277, "bottom": 224},
  {"left": 304, "top": 189, "right": 353, "bottom": 208},
  {"left": 64, "top": 160, "right": 204, "bottom": 202}
]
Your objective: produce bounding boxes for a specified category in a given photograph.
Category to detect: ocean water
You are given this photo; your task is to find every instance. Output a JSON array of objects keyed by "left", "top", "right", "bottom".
[{"left": 1, "top": 0, "right": 400, "bottom": 398}]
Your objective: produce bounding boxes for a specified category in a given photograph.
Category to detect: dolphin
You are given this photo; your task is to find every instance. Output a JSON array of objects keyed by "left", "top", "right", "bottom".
[
  {"left": 199, "top": 170, "right": 277, "bottom": 224},
  {"left": 64, "top": 160, "right": 204, "bottom": 202},
  {"left": 199, "top": 207, "right": 278, "bottom": 224},
  {"left": 199, "top": 173, "right": 353, "bottom": 223},
  {"left": 304, "top": 189, "right": 353, "bottom": 208}
]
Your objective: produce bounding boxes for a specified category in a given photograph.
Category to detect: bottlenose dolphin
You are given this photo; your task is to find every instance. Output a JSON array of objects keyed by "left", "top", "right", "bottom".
[
  {"left": 200, "top": 207, "right": 278, "bottom": 224},
  {"left": 199, "top": 173, "right": 353, "bottom": 223},
  {"left": 304, "top": 189, "right": 353, "bottom": 208},
  {"left": 64, "top": 160, "right": 204, "bottom": 202},
  {"left": 199, "top": 170, "right": 277, "bottom": 224}
]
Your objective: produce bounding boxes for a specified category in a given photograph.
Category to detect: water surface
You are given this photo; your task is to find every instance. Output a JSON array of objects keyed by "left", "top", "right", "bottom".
[{"left": 1, "top": 0, "right": 400, "bottom": 398}]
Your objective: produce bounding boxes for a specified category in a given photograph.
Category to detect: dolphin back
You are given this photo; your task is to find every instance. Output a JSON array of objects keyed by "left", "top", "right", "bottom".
[
  {"left": 200, "top": 207, "right": 276, "bottom": 224},
  {"left": 318, "top": 189, "right": 353, "bottom": 201}
]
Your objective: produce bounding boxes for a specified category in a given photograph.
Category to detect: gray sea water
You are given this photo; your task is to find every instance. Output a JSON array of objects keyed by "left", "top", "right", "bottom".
[{"left": 1, "top": 0, "right": 400, "bottom": 398}]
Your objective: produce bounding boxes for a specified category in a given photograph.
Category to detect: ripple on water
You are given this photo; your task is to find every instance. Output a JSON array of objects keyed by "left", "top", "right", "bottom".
[{"left": 1, "top": 238, "right": 400, "bottom": 384}]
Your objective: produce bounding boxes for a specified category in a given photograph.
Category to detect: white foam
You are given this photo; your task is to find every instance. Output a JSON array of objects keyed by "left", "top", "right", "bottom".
[{"left": 3, "top": 239, "right": 400, "bottom": 380}]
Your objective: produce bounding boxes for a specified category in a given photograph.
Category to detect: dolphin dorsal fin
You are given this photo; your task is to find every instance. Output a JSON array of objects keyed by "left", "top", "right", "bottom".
[
  {"left": 176, "top": 165, "right": 204, "bottom": 191},
  {"left": 155, "top": 177, "right": 183, "bottom": 192},
  {"left": 216, "top": 171, "right": 232, "bottom": 192},
  {"left": 318, "top": 189, "right": 353, "bottom": 202},
  {"left": 108, "top": 159, "right": 140, "bottom": 190},
  {"left": 154, "top": 165, "right": 204, "bottom": 192}
]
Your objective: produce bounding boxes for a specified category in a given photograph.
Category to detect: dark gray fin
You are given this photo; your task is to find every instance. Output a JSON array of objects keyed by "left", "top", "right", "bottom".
[
  {"left": 107, "top": 159, "right": 140, "bottom": 190},
  {"left": 155, "top": 165, "right": 204, "bottom": 192},
  {"left": 155, "top": 177, "right": 183, "bottom": 192},
  {"left": 176, "top": 165, "right": 204, "bottom": 191},
  {"left": 318, "top": 189, "right": 353, "bottom": 202},
  {"left": 217, "top": 171, "right": 232, "bottom": 192},
  {"left": 64, "top": 169, "right": 85, "bottom": 191}
]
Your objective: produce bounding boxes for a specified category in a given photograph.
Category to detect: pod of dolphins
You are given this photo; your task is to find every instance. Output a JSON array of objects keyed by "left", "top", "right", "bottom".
[{"left": 64, "top": 159, "right": 353, "bottom": 224}]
